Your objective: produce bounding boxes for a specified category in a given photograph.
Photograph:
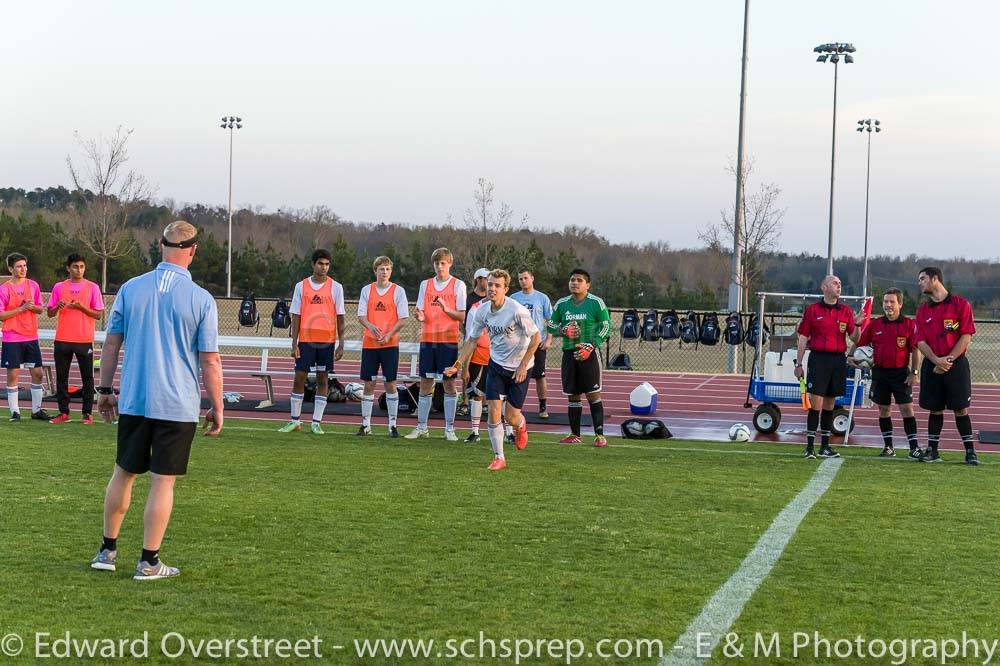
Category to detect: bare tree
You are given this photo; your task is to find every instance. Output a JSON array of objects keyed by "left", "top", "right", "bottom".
[
  {"left": 67, "top": 127, "right": 154, "bottom": 290},
  {"left": 461, "top": 178, "right": 527, "bottom": 267},
  {"left": 699, "top": 159, "right": 785, "bottom": 307}
]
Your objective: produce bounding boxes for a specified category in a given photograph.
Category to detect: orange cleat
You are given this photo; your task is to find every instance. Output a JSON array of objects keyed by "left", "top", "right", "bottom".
[
  {"left": 559, "top": 435, "right": 582, "bottom": 444},
  {"left": 82, "top": 414, "right": 94, "bottom": 425},
  {"left": 487, "top": 457, "right": 507, "bottom": 471},
  {"left": 594, "top": 435, "right": 608, "bottom": 448},
  {"left": 50, "top": 413, "right": 71, "bottom": 424},
  {"left": 514, "top": 422, "right": 528, "bottom": 450}
]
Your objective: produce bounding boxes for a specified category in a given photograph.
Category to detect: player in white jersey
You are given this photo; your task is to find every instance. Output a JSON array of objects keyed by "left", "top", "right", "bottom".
[{"left": 445, "top": 269, "right": 540, "bottom": 471}]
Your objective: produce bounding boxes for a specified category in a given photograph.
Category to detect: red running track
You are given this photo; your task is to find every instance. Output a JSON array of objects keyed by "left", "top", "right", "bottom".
[{"left": 22, "top": 356, "right": 1000, "bottom": 453}]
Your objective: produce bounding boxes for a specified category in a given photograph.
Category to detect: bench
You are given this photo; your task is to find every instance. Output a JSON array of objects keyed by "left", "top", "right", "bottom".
[{"left": 32, "top": 331, "right": 421, "bottom": 409}]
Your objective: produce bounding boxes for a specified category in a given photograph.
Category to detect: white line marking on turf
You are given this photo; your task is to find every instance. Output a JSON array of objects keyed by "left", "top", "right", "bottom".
[
  {"left": 691, "top": 375, "right": 719, "bottom": 391},
  {"left": 661, "top": 457, "right": 844, "bottom": 666}
]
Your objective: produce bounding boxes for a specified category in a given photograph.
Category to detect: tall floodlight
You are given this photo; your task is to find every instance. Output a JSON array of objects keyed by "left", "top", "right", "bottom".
[
  {"left": 220, "top": 115, "right": 243, "bottom": 298},
  {"left": 727, "top": 0, "right": 751, "bottom": 373},
  {"left": 856, "top": 118, "right": 881, "bottom": 299},
  {"left": 814, "top": 42, "right": 856, "bottom": 276}
]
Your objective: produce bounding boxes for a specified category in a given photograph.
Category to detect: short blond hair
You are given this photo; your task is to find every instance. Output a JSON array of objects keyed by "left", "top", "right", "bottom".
[
  {"left": 373, "top": 255, "right": 393, "bottom": 270},
  {"left": 163, "top": 220, "right": 197, "bottom": 243},
  {"left": 431, "top": 247, "right": 453, "bottom": 264},
  {"left": 488, "top": 268, "right": 511, "bottom": 289}
]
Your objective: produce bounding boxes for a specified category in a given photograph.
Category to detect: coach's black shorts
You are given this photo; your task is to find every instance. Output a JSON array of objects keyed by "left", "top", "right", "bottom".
[
  {"left": 530, "top": 347, "right": 547, "bottom": 380},
  {"left": 561, "top": 349, "right": 601, "bottom": 396},
  {"left": 360, "top": 346, "right": 399, "bottom": 382},
  {"left": 919, "top": 355, "right": 972, "bottom": 412},
  {"left": 485, "top": 360, "right": 530, "bottom": 409},
  {"left": 870, "top": 367, "right": 913, "bottom": 406},
  {"left": 117, "top": 414, "right": 197, "bottom": 476},
  {"left": 1, "top": 340, "right": 43, "bottom": 369},
  {"left": 806, "top": 351, "right": 847, "bottom": 398},
  {"left": 466, "top": 361, "right": 488, "bottom": 397}
]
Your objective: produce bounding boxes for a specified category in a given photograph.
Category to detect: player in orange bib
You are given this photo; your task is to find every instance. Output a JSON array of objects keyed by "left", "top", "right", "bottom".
[
  {"left": 404, "top": 247, "right": 467, "bottom": 441},
  {"left": 356, "top": 256, "right": 409, "bottom": 437},
  {"left": 0, "top": 252, "right": 50, "bottom": 421},
  {"left": 46, "top": 253, "right": 105, "bottom": 424},
  {"left": 278, "top": 249, "right": 346, "bottom": 435}
]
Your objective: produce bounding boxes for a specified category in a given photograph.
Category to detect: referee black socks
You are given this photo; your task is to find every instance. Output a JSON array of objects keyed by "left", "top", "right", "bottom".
[
  {"left": 820, "top": 409, "right": 834, "bottom": 447},
  {"left": 878, "top": 417, "right": 894, "bottom": 448},
  {"left": 955, "top": 414, "right": 975, "bottom": 452},
  {"left": 806, "top": 409, "right": 820, "bottom": 446},
  {"left": 927, "top": 412, "right": 945, "bottom": 452},
  {"left": 902, "top": 416, "right": 919, "bottom": 451}
]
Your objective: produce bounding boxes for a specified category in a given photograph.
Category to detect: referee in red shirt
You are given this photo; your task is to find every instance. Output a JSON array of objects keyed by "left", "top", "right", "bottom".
[
  {"left": 848, "top": 288, "right": 920, "bottom": 458},
  {"left": 794, "top": 275, "right": 860, "bottom": 459},
  {"left": 913, "top": 267, "right": 979, "bottom": 465}
]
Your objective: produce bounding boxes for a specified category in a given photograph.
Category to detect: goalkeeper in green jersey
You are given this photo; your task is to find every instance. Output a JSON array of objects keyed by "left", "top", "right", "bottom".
[{"left": 547, "top": 268, "right": 612, "bottom": 447}]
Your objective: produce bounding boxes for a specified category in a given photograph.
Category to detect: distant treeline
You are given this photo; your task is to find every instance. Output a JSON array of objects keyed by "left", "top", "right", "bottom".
[{"left": 3, "top": 185, "right": 999, "bottom": 316}]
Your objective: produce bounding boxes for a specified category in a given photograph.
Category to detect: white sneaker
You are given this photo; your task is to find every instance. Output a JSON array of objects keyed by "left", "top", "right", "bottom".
[
  {"left": 444, "top": 428, "right": 459, "bottom": 441},
  {"left": 404, "top": 427, "right": 429, "bottom": 439}
]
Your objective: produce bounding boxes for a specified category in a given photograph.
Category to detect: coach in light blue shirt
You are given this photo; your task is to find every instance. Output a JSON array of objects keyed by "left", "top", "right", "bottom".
[
  {"left": 91, "top": 220, "right": 224, "bottom": 582},
  {"left": 510, "top": 268, "right": 553, "bottom": 419}
]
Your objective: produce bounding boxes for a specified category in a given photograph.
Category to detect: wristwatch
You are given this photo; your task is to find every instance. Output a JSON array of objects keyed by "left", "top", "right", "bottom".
[{"left": 96, "top": 386, "right": 114, "bottom": 395}]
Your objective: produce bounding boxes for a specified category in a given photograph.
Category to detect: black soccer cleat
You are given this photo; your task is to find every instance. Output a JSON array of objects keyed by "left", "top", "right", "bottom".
[
  {"left": 965, "top": 451, "right": 980, "bottom": 466},
  {"left": 804, "top": 446, "right": 817, "bottom": 460},
  {"left": 31, "top": 409, "right": 52, "bottom": 421},
  {"left": 9, "top": 411, "right": 21, "bottom": 423},
  {"left": 389, "top": 426, "right": 400, "bottom": 438},
  {"left": 464, "top": 432, "right": 480, "bottom": 443},
  {"left": 818, "top": 446, "right": 841, "bottom": 459},
  {"left": 920, "top": 449, "right": 941, "bottom": 463},
  {"left": 879, "top": 446, "right": 895, "bottom": 458},
  {"left": 908, "top": 447, "right": 923, "bottom": 460},
  {"left": 355, "top": 425, "right": 371, "bottom": 437}
]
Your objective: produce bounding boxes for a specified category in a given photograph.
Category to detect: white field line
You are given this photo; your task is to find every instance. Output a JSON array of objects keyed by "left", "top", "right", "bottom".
[{"left": 661, "top": 458, "right": 844, "bottom": 666}]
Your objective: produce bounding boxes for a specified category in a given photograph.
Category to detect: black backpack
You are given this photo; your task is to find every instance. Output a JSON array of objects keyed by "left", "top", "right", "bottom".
[
  {"left": 745, "top": 312, "right": 769, "bottom": 348},
  {"left": 609, "top": 352, "right": 632, "bottom": 370},
  {"left": 621, "top": 309, "right": 641, "bottom": 340},
  {"left": 679, "top": 310, "right": 701, "bottom": 344},
  {"left": 660, "top": 309, "right": 680, "bottom": 340},
  {"left": 699, "top": 312, "right": 721, "bottom": 346},
  {"left": 238, "top": 293, "right": 259, "bottom": 328},
  {"left": 378, "top": 383, "right": 420, "bottom": 414},
  {"left": 641, "top": 309, "right": 660, "bottom": 342},
  {"left": 271, "top": 298, "right": 291, "bottom": 330},
  {"left": 724, "top": 311, "right": 744, "bottom": 345}
]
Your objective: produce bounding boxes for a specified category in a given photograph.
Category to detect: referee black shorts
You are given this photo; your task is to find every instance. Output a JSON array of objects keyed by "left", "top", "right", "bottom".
[
  {"left": 116, "top": 414, "right": 197, "bottom": 476},
  {"left": 806, "top": 351, "right": 847, "bottom": 398},
  {"left": 919, "top": 355, "right": 972, "bottom": 412},
  {"left": 869, "top": 367, "right": 913, "bottom": 406}
]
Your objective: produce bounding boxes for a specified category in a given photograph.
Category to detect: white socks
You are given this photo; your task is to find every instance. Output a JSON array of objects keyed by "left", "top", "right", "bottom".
[
  {"left": 385, "top": 393, "right": 399, "bottom": 428},
  {"left": 30, "top": 384, "right": 43, "bottom": 413},
  {"left": 488, "top": 421, "right": 505, "bottom": 459},
  {"left": 469, "top": 399, "right": 482, "bottom": 433},
  {"left": 361, "top": 394, "right": 374, "bottom": 427},
  {"left": 290, "top": 392, "right": 304, "bottom": 420},
  {"left": 444, "top": 393, "right": 458, "bottom": 430},
  {"left": 7, "top": 386, "right": 18, "bottom": 414},
  {"left": 417, "top": 394, "right": 432, "bottom": 429},
  {"left": 312, "top": 396, "right": 327, "bottom": 423}
]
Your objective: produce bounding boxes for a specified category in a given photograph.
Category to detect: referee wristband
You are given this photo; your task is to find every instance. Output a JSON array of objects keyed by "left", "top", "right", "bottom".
[{"left": 96, "top": 386, "right": 114, "bottom": 395}]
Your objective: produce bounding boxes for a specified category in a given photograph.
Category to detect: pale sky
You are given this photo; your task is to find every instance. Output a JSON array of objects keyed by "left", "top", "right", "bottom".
[{"left": 3, "top": 1, "right": 998, "bottom": 259}]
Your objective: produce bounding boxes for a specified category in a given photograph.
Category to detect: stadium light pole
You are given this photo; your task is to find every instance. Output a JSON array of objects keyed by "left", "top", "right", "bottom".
[
  {"left": 220, "top": 115, "right": 243, "bottom": 298},
  {"left": 814, "top": 42, "right": 856, "bottom": 276},
  {"left": 727, "top": 0, "right": 751, "bottom": 374},
  {"left": 857, "top": 118, "right": 881, "bottom": 300}
]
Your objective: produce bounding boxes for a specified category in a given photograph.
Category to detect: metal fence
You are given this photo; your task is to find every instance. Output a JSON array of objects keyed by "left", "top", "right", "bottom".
[{"left": 34, "top": 296, "right": 1000, "bottom": 384}]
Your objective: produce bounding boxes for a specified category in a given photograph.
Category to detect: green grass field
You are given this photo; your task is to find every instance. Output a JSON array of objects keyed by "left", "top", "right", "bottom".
[{"left": 1, "top": 419, "right": 997, "bottom": 664}]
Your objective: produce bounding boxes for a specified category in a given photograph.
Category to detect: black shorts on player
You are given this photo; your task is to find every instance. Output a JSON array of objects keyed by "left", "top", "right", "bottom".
[
  {"left": 806, "top": 351, "right": 847, "bottom": 397},
  {"left": 530, "top": 347, "right": 546, "bottom": 380},
  {"left": 295, "top": 342, "right": 335, "bottom": 374},
  {"left": 919, "top": 355, "right": 972, "bottom": 412},
  {"left": 466, "top": 362, "right": 487, "bottom": 397},
  {"left": 561, "top": 349, "right": 601, "bottom": 396},
  {"left": 485, "top": 360, "right": 529, "bottom": 409},
  {"left": 360, "top": 346, "right": 399, "bottom": 382},
  {"left": 1, "top": 340, "right": 44, "bottom": 368},
  {"left": 116, "top": 414, "right": 197, "bottom": 476},
  {"left": 419, "top": 342, "right": 459, "bottom": 378},
  {"left": 869, "top": 367, "right": 913, "bottom": 406}
]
